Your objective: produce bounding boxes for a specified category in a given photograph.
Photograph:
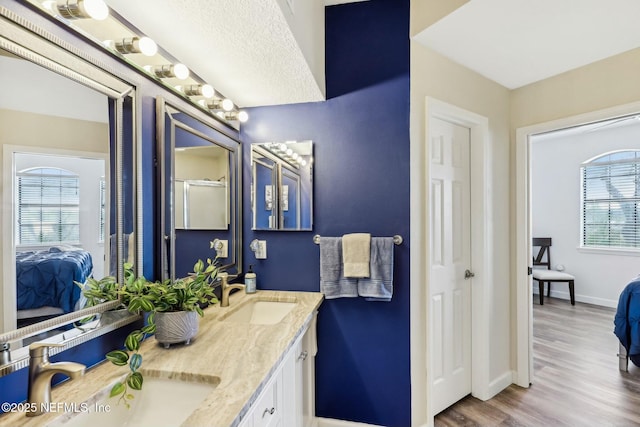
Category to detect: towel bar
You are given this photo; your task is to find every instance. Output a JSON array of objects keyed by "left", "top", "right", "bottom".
[{"left": 313, "top": 234, "right": 403, "bottom": 245}]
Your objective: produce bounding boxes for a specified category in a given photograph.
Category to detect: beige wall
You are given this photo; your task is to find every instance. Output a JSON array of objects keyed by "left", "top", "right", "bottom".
[
  {"left": 410, "top": 0, "right": 469, "bottom": 37},
  {"left": 410, "top": 41, "right": 511, "bottom": 424},
  {"left": 511, "top": 47, "right": 640, "bottom": 130}
]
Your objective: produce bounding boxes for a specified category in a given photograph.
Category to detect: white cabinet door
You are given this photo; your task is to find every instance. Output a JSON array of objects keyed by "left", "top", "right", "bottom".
[
  {"left": 240, "top": 313, "right": 318, "bottom": 427},
  {"left": 281, "top": 338, "right": 302, "bottom": 427},
  {"left": 252, "top": 369, "right": 282, "bottom": 427}
]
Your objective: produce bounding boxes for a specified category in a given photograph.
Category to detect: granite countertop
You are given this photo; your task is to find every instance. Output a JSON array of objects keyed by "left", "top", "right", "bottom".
[{"left": 0, "top": 290, "right": 324, "bottom": 427}]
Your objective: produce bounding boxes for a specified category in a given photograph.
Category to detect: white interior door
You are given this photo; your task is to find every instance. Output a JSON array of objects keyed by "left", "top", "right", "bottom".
[{"left": 429, "top": 117, "right": 472, "bottom": 415}]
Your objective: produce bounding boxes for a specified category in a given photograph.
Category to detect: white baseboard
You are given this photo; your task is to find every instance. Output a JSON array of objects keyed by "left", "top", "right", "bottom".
[
  {"left": 532, "top": 289, "right": 617, "bottom": 308},
  {"left": 487, "top": 370, "right": 513, "bottom": 399},
  {"left": 316, "top": 417, "right": 385, "bottom": 427}
]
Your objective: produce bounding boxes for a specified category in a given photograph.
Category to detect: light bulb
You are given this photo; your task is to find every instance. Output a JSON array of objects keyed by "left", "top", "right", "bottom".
[
  {"left": 201, "top": 84, "right": 215, "bottom": 99},
  {"left": 286, "top": 149, "right": 293, "bottom": 156},
  {"left": 292, "top": 152, "right": 299, "bottom": 160},
  {"left": 82, "top": 0, "right": 109, "bottom": 20},
  {"left": 238, "top": 111, "right": 249, "bottom": 123},
  {"left": 279, "top": 143, "right": 287, "bottom": 151},
  {"left": 181, "top": 84, "right": 215, "bottom": 98},
  {"left": 173, "top": 63, "right": 189, "bottom": 80},
  {"left": 221, "top": 98, "right": 234, "bottom": 112},
  {"left": 301, "top": 159, "right": 307, "bottom": 166},
  {"left": 106, "top": 37, "right": 158, "bottom": 56},
  {"left": 137, "top": 37, "right": 158, "bottom": 56}
]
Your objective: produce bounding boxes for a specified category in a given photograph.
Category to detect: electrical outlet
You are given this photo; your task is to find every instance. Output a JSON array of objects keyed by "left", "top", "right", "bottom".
[
  {"left": 216, "top": 240, "right": 228, "bottom": 258},
  {"left": 256, "top": 240, "right": 267, "bottom": 259}
]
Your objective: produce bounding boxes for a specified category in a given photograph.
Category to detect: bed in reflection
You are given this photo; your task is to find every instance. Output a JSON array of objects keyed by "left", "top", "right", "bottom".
[{"left": 16, "top": 246, "right": 93, "bottom": 325}]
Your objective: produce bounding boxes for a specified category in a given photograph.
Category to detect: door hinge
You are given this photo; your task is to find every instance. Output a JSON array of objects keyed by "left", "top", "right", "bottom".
[{"left": 528, "top": 267, "right": 533, "bottom": 275}]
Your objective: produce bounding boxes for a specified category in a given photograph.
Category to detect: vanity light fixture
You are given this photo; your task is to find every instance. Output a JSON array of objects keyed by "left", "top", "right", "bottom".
[
  {"left": 143, "top": 63, "right": 190, "bottom": 80},
  {"left": 223, "top": 111, "right": 249, "bottom": 123},
  {"left": 178, "top": 84, "right": 215, "bottom": 99},
  {"left": 104, "top": 36, "right": 158, "bottom": 57},
  {"left": 45, "top": 0, "right": 109, "bottom": 21}
]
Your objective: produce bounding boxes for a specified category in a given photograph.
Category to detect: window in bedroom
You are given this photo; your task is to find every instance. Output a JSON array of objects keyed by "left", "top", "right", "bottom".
[
  {"left": 99, "top": 177, "right": 105, "bottom": 243},
  {"left": 582, "top": 150, "right": 640, "bottom": 249},
  {"left": 16, "top": 167, "right": 80, "bottom": 245}
]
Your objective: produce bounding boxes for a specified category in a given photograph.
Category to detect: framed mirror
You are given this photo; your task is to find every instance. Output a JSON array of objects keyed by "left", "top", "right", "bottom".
[
  {"left": 0, "top": 9, "right": 139, "bottom": 371},
  {"left": 251, "top": 141, "right": 313, "bottom": 231},
  {"left": 157, "top": 98, "right": 241, "bottom": 280}
]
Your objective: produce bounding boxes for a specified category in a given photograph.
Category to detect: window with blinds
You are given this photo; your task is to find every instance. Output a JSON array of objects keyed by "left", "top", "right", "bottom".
[
  {"left": 99, "top": 177, "right": 105, "bottom": 243},
  {"left": 582, "top": 150, "right": 640, "bottom": 249},
  {"left": 16, "top": 167, "right": 80, "bottom": 245}
]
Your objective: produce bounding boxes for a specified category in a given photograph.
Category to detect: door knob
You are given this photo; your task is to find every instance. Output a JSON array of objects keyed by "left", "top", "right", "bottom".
[{"left": 464, "top": 269, "right": 475, "bottom": 279}]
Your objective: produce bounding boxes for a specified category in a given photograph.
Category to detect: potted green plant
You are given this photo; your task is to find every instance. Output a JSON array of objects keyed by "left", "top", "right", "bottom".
[{"left": 86, "top": 257, "right": 220, "bottom": 407}]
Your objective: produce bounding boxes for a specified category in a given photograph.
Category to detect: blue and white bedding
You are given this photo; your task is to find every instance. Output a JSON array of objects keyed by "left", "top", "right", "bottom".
[{"left": 16, "top": 247, "right": 93, "bottom": 313}]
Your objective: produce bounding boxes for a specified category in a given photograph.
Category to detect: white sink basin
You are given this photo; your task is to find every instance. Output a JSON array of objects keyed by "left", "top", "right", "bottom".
[
  {"left": 221, "top": 299, "right": 297, "bottom": 325},
  {"left": 53, "top": 375, "right": 219, "bottom": 427}
]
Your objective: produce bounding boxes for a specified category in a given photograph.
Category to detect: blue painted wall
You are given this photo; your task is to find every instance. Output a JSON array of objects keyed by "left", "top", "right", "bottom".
[{"left": 241, "top": 1, "right": 410, "bottom": 425}]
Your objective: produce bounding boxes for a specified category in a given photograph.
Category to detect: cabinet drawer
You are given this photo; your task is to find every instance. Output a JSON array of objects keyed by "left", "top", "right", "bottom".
[{"left": 253, "top": 371, "right": 281, "bottom": 427}]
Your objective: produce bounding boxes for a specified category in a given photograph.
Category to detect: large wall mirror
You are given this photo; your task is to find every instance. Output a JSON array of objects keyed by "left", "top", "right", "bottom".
[
  {"left": 0, "top": 10, "right": 139, "bottom": 371},
  {"left": 157, "top": 98, "right": 241, "bottom": 280},
  {"left": 251, "top": 141, "right": 313, "bottom": 231}
]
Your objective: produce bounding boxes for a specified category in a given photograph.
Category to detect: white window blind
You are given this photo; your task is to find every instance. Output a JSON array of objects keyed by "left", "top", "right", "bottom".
[
  {"left": 99, "top": 177, "right": 105, "bottom": 243},
  {"left": 17, "top": 167, "right": 80, "bottom": 245},
  {"left": 582, "top": 151, "right": 640, "bottom": 249}
]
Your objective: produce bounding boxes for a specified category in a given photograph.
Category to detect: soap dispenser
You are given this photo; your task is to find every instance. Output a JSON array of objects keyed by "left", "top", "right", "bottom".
[{"left": 245, "top": 265, "right": 257, "bottom": 294}]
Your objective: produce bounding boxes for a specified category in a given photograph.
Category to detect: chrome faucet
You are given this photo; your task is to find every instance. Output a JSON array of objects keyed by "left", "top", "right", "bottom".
[
  {"left": 27, "top": 342, "right": 86, "bottom": 417},
  {"left": 219, "top": 272, "right": 245, "bottom": 307}
]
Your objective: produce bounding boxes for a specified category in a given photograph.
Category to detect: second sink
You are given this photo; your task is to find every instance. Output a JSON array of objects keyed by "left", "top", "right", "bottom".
[
  {"left": 52, "top": 373, "right": 219, "bottom": 427},
  {"left": 220, "top": 299, "right": 297, "bottom": 325}
]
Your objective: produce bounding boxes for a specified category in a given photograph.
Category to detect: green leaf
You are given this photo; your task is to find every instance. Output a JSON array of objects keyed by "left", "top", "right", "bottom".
[
  {"left": 110, "top": 382, "right": 125, "bottom": 397},
  {"left": 106, "top": 350, "right": 129, "bottom": 366},
  {"left": 125, "top": 393, "right": 135, "bottom": 401},
  {"left": 141, "top": 323, "right": 156, "bottom": 334},
  {"left": 125, "top": 333, "right": 140, "bottom": 351},
  {"left": 129, "top": 353, "right": 142, "bottom": 372},
  {"left": 127, "top": 371, "right": 143, "bottom": 390}
]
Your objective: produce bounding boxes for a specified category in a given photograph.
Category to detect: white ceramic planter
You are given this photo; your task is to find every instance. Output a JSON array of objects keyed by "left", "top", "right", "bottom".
[{"left": 154, "top": 311, "right": 199, "bottom": 348}]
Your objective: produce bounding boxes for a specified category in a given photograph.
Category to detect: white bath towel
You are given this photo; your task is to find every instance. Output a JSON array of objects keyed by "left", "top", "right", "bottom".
[{"left": 342, "top": 233, "right": 371, "bottom": 278}]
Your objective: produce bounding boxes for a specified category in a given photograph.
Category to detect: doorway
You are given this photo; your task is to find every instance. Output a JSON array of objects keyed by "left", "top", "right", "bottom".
[{"left": 515, "top": 101, "right": 640, "bottom": 387}]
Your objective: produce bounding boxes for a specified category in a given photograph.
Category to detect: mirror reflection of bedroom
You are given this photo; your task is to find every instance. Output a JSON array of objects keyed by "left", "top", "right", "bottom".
[{"left": 0, "top": 48, "right": 118, "bottom": 336}]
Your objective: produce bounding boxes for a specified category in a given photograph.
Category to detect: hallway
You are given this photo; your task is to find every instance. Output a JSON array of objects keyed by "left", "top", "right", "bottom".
[{"left": 435, "top": 297, "right": 640, "bottom": 426}]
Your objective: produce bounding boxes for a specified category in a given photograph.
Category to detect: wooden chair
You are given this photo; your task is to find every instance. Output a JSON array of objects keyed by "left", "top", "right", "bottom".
[{"left": 532, "top": 237, "right": 575, "bottom": 305}]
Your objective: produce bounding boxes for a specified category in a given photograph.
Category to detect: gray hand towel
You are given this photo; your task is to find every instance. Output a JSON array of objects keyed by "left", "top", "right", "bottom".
[
  {"left": 319, "top": 237, "right": 358, "bottom": 299},
  {"left": 357, "top": 237, "right": 394, "bottom": 302}
]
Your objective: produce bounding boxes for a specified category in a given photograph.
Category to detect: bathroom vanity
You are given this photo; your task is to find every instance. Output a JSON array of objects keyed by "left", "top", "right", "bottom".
[{"left": 0, "top": 290, "right": 323, "bottom": 427}]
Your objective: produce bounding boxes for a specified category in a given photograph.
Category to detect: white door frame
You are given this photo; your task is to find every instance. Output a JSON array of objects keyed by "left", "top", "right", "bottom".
[
  {"left": 411, "top": 97, "right": 492, "bottom": 426},
  {"left": 514, "top": 100, "right": 640, "bottom": 387}
]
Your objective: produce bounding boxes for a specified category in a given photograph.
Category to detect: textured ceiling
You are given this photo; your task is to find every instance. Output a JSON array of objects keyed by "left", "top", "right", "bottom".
[
  {"left": 414, "top": 0, "right": 640, "bottom": 89},
  {"left": 105, "top": 0, "right": 325, "bottom": 107}
]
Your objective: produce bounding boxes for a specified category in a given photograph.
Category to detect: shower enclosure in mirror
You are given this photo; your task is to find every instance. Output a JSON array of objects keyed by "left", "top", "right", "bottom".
[
  {"left": 251, "top": 141, "right": 313, "bottom": 231},
  {"left": 157, "top": 97, "right": 241, "bottom": 280},
  {"left": 0, "top": 8, "right": 139, "bottom": 372}
]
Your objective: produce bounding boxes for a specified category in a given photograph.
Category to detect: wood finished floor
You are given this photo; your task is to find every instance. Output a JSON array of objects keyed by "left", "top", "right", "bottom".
[{"left": 434, "top": 297, "right": 640, "bottom": 426}]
